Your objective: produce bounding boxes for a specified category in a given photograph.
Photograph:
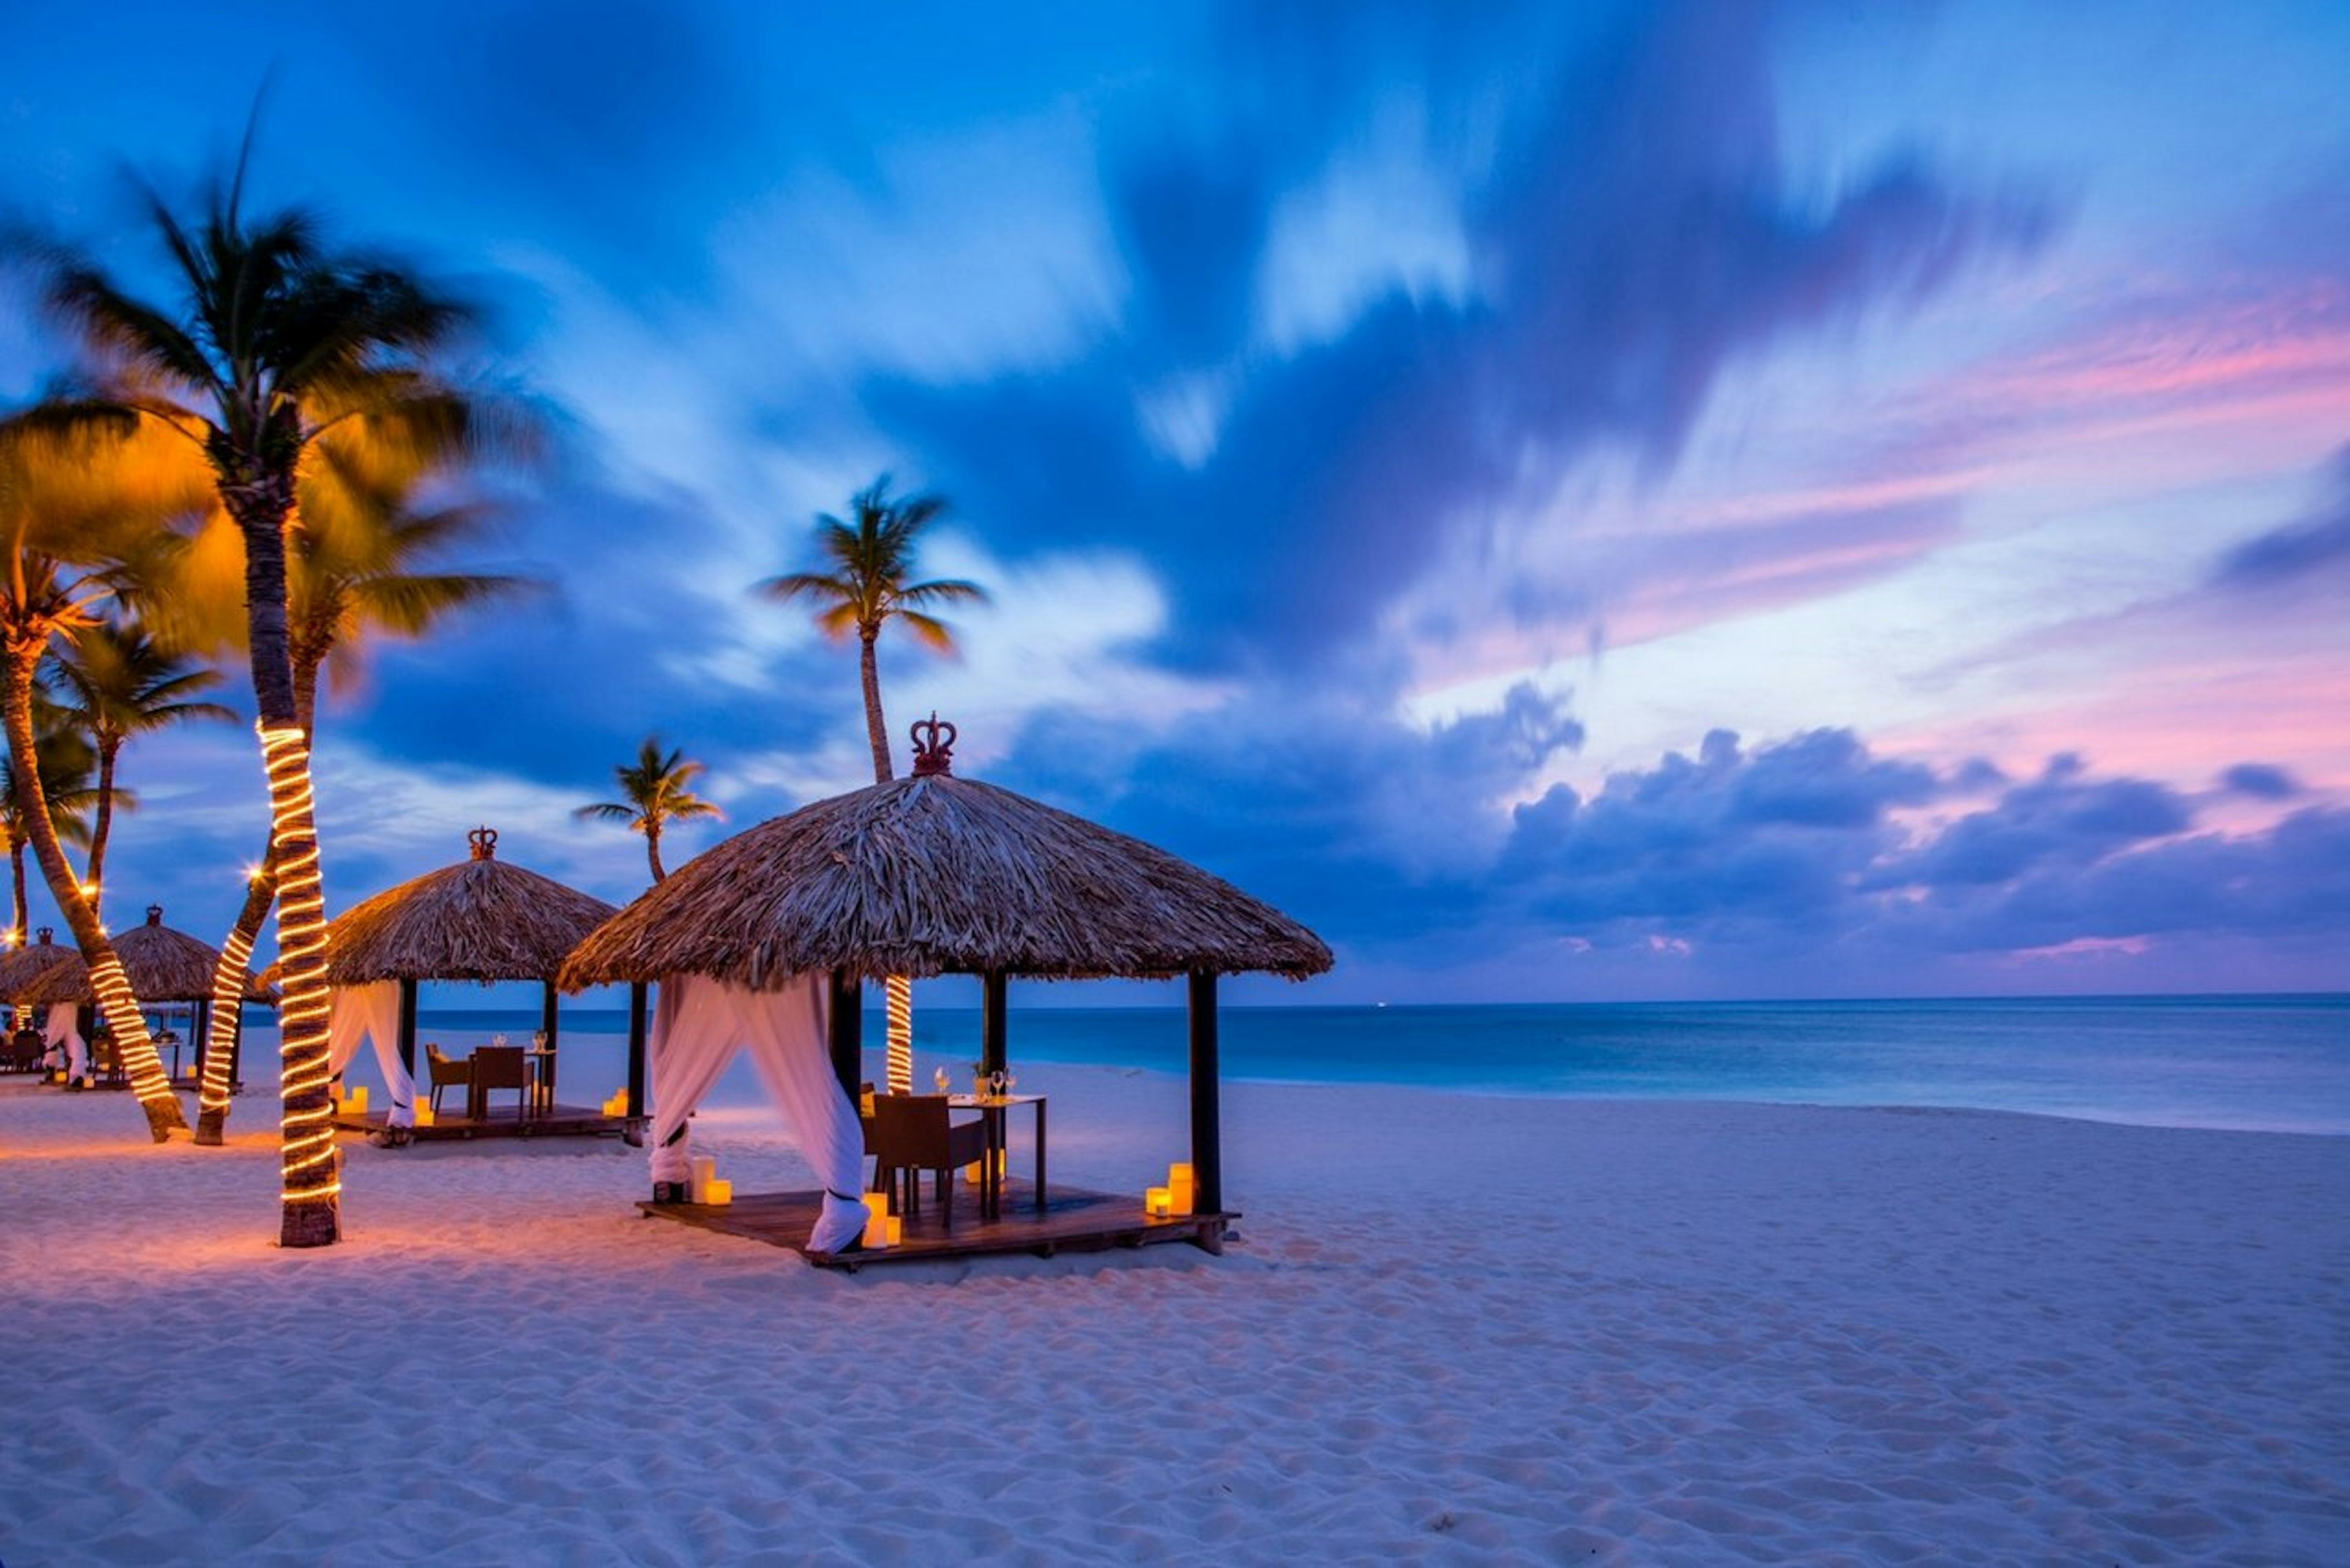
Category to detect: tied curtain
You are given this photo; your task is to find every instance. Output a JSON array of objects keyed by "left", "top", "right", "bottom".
[
  {"left": 327, "top": 981, "right": 416, "bottom": 1128},
  {"left": 43, "top": 1002, "right": 84, "bottom": 1080},
  {"left": 650, "top": 972, "right": 866, "bottom": 1253}
]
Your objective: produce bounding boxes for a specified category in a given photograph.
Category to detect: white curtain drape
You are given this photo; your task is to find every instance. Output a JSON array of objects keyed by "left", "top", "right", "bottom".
[
  {"left": 328, "top": 982, "right": 416, "bottom": 1128},
  {"left": 649, "top": 973, "right": 867, "bottom": 1253},
  {"left": 44, "top": 1003, "right": 83, "bottom": 1079}
]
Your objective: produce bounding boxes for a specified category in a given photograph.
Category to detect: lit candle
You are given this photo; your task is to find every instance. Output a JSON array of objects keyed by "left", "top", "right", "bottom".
[
  {"left": 690, "top": 1155, "right": 715, "bottom": 1204},
  {"left": 348, "top": 1085, "right": 368, "bottom": 1114},
  {"left": 1146, "top": 1186, "right": 1172, "bottom": 1217},
  {"left": 863, "top": 1193, "right": 891, "bottom": 1249},
  {"left": 611, "top": 1090, "right": 629, "bottom": 1116},
  {"left": 1168, "top": 1162, "right": 1196, "bottom": 1215},
  {"left": 886, "top": 1217, "right": 903, "bottom": 1246},
  {"left": 704, "top": 1179, "right": 733, "bottom": 1206},
  {"left": 414, "top": 1103, "right": 436, "bottom": 1128}
]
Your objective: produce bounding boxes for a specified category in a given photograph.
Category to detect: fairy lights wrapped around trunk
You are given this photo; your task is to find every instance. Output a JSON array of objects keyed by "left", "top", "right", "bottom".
[{"left": 260, "top": 723, "right": 341, "bottom": 1242}]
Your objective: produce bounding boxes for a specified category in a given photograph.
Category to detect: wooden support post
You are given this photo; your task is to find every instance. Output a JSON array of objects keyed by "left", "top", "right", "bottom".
[
  {"left": 1187, "top": 971, "right": 1222, "bottom": 1215},
  {"left": 625, "top": 982, "right": 649, "bottom": 1121},
  {"left": 192, "top": 999, "right": 211, "bottom": 1082},
  {"left": 540, "top": 980, "right": 560, "bottom": 1107},
  {"left": 396, "top": 979, "right": 419, "bottom": 1084},
  {"left": 828, "top": 969, "right": 864, "bottom": 1100},
  {"left": 981, "top": 971, "right": 1008, "bottom": 1078}
]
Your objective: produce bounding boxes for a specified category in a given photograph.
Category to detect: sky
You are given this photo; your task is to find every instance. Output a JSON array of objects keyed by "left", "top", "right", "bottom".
[{"left": 1, "top": 0, "right": 2346, "bottom": 1004}]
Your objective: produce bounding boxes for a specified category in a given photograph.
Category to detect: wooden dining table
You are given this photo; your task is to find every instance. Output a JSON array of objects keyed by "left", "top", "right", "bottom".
[{"left": 949, "top": 1092, "right": 1046, "bottom": 1220}]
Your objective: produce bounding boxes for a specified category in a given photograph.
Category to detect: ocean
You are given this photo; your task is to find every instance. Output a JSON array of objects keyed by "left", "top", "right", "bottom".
[{"left": 376, "top": 994, "right": 2350, "bottom": 1137}]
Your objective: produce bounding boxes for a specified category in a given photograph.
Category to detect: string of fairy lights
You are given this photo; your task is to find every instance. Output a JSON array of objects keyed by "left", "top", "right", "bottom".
[
  {"left": 885, "top": 974, "right": 913, "bottom": 1094},
  {"left": 259, "top": 722, "right": 340, "bottom": 1208},
  {"left": 83, "top": 946, "right": 177, "bottom": 1110},
  {"left": 196, "top": 919, "right": 257, "bottom": 1119}
]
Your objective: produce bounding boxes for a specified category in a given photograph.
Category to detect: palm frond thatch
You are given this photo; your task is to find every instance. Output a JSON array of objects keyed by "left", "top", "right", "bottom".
[
  {"left": 559, "top": 771, "right": 1332, "bottom": 992},
  {"left": 10, "top": 905, "right": 273, "bottom": 1006},
  {"left": 325, "top": 831, "right": 619, "bottom": 984},
  {"left": 0, "top": 928, "right": 79, "bottom": 1005}
]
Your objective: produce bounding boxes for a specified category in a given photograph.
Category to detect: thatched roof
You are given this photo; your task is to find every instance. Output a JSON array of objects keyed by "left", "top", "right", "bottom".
[
  {"left": 324, "top": 827, "right": 621, "bottom": 984},
  {"left": 0, "top": 927, "right": 77, "bottom": 1004},
  {"left": 15, "top": 905, "right": 273, "bottom": 1007},
  {"left": 559, "top": 726, "right": 1332, "bottom": 991}
]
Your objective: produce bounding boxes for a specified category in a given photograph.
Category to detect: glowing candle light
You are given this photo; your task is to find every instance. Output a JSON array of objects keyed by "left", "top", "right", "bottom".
[
  {"left": 1168, "top": 1162, "right": 1196, "bottom": 1216},
  {"left": 704, "top": 1179, "right": 733, "bottom": 1206},
  {"left": 690, "top": 1155, "right": 716, "bottom": 1204},
  {"left": 863, "top": 1193, "right": 891, "bottom": 1249},
  {"left": 1146, "top": 1186, "right": 1173, "bottom": 1217},
  {"left": 414, "top": 1103, "right": 436, "bottom": 1129}
]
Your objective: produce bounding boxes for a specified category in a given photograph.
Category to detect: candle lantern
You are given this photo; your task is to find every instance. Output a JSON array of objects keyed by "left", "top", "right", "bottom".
[{"left": 1168, "top": 1162, "right": 1196, "bottom": 1216}]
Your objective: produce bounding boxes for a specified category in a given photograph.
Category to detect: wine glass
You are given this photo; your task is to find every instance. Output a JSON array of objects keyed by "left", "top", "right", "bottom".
[
  {"left": 933, "top": 1064, "right": 949, "bottom": 1094},
  {"left": 1003, "top": 1070, "right": 1018, "bottom": 1097},
  {"left": 990, "top": 1069, "right": 1006, "bottom": 1099}
]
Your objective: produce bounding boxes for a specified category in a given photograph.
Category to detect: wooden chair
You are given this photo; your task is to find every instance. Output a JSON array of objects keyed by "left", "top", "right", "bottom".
[
  {"left": 426, "top": 1044, "right": 472, "bottom": 1117},
  {"left": 468, "top": 1045, "right": 528, "bottom": 1120},
  {"left": 867, "top": 1094, "right": 988, "bottom": 1231},
  {"left": 1, "top": 1028, "right": 42, "bottom": 1073},
  {"left": 89, "top": 1034, "right": 124, "bottom": 1087}
]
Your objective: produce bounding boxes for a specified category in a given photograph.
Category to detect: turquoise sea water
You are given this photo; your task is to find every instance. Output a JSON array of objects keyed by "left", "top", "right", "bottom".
[{"left": 384, "top": 994, "right": 2350, "bottom": 1137}]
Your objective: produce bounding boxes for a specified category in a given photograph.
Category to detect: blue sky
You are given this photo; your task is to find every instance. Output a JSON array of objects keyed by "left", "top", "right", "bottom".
[{"left": 2, "top": 1, "right": 2346, "bottom": 1002}]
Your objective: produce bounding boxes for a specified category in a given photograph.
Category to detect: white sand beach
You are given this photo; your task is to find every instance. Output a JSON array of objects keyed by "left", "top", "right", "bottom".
[{"left": 3, "top": 1062, "right": 2345, "bottom": 1565}]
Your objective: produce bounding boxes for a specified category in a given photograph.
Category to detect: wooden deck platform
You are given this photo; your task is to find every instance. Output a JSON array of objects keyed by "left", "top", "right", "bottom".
[
  {"left": 638, "top": 1182, "right": 1232, "bottom": 1269},
  {"left": 332, "top": 1103, "right": 640, "bottom": 1142}
]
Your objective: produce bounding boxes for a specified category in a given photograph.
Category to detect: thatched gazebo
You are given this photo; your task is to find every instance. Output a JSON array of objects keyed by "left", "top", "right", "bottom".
[
  {"left": 561, "top": 715, "right": 1330, "bottom": 1247},
  {"left": 14, "top": 905, "right": 272, "bottom": 1080},
  {"left": 327, "top": 827, "right": 625, "bottom": 1127},
  {"left": 0, "top": 927, "right": 77, "bottom": 1006}
]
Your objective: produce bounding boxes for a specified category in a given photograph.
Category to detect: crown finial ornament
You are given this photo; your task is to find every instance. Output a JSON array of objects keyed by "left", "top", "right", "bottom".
[
  {"left": 909, "top": 712, "right": 957, "bottom": 777},
  {"left": 468, "top": 826, "right": 499, "bottom": 861},
  {"left": 146, "top": 905, "right": 164, "bottom": 926}
]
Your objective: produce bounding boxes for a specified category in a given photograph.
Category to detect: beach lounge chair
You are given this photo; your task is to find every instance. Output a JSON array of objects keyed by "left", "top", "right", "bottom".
[
  {"left": 868, "top": 1094, "right": 988, "bottom": 1231},
  {"left": 468, "top": 1045, "right": 529, "bottom": 1121},
  {"left": 426, "top": 1044, "right": 471, "bottom": 1117}
]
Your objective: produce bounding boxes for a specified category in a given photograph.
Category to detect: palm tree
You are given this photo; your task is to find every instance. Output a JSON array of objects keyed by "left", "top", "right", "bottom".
[
  {"left": 51, "top": 616, "right": 236, "bottom": 919},
  {"left": 756, "top": 475, "right": 987, "bottom": 1092},
  {"left": 755, "top": 476, "right": 988, "bottom": 783},
  {"left": 147, "top": 429, "right": 536, "bottom": 1148},
  {"left": 1, "top": 714, "right": 102, "bottom": 949},
  {"left": 576, "top": 736, "right": 723, "bottom": 884},
  {"left": 42, "top": 155, "right": 510, "bottom": 1239},
  {"left": 0, "top": 409, "right": 201, "bottom": 1139}
]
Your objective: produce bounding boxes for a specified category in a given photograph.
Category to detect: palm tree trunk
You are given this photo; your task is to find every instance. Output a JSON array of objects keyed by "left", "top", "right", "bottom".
[
  {"left": 222, "top": 458, "right": 338, "bottom": 1246},
  {"left": 860, "top": 630, "right": 893, "bottom": 784},
  {"left": 86, "top": 737, "right": 118, "bottom": 922},
  {"left": 10, "top": 836, "right": 25, "bottom": 945},
  {"left": 859, "top": 626, "right": 912, "bottom": 1092},
  {"left": 647, "top": 822, "right": 665, "bottom": 884},
  {"left": 196, "top": 657, "right": 316, "bottom": 1148},
  {"left": 193, "top": 844, "right": 275, "bottom": 1146},
  {"left": 2, "top": 641, "right": 184, "bottom": 1139}
]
